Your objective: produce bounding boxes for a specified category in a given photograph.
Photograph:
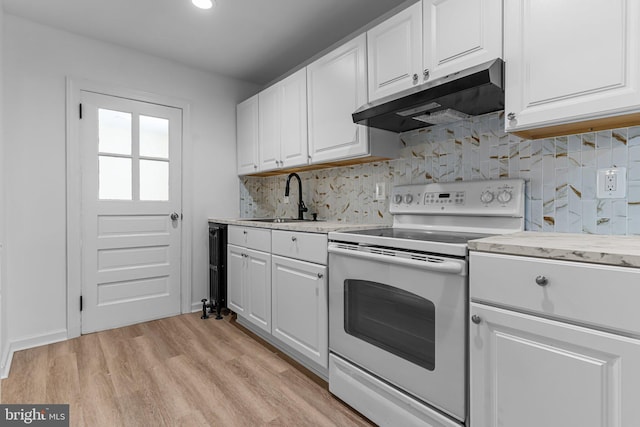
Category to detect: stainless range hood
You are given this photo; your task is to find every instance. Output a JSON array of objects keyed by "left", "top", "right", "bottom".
[{"left": 352, "top": 58, "right": 504, "bottom": 133}]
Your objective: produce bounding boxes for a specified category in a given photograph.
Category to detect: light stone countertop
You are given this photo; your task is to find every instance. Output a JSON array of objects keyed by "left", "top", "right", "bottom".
[
  {"left": 208, "top": 218, "right": 388, "bottom": 234},
  {"left": 468, "top": 231, "right": 640, "bottom": 268}
]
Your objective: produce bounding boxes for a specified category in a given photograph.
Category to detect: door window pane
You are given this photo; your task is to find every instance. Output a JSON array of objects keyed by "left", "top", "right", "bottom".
[
  {"left": 140, "top": 115, "right": 169, "bottom": 158},
  {"left": 140, "top": 159, "right": 169, "bottom": 201},
  {"left": 98, "top": 109, "right": 131, "bottom": 155},
  {"left": 99, "top": 156, "right": 132, "bottom": 200},
  {"left": 344, "top": 279, "right": 436, "bottom": 370}
]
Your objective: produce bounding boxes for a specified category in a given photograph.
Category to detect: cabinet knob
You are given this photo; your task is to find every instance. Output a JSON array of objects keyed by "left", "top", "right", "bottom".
[
  {"left": 413, "top": 73, "right": 419, "bottom": 83},
  {"left": 254, "top": 164, "right": 258, "bottom": 169},
  {"left": 243, "top": 230, "right": 248, "bottom": 235},
  {"left": 471, "top": 315, "right": 482, "bottom": 324},
  {"left": 317, "top": 273, "right": 324, "bottom": 279},
  {"left": 535, "top": 275, "right": 549, "bottom": 286},
  {"left": 507, "top": 112, "right": 516, "bottom": 121},
  {"left": 291, "top": 236, "right": 297, "bottom": 242},
  {"left": 423, "top": 69, "right": 430, "bottom": 80}
]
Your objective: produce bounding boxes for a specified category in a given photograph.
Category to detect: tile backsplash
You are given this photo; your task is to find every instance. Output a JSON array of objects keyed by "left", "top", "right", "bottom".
[{"left": 240, "top": 111, "right": 640, "bottom": 235}]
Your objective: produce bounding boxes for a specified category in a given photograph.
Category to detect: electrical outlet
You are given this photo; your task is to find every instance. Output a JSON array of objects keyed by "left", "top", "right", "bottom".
[
  {"left": 605, "top": 173, "right": 616, "bottom": 192},
  {"left": 597, "top": 167, "right": 626, "bottom": 198}
]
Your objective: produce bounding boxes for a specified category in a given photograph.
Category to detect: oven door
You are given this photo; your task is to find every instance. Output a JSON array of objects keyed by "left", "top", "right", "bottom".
[{"left": 328, "top": 243, "right": 467, "bottom": 422}]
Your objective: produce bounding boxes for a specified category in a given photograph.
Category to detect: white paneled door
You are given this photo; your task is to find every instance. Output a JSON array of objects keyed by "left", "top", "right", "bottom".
[{"left": 80, "top": 91, "right": 182, "bottom": 334}]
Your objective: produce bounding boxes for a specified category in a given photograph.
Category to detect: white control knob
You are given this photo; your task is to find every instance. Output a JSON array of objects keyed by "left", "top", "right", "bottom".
[
  {"left": 497, "top": 190, "right": 513, "bottom": 204},
  {"left": 480, "top": 191, "right": 494, "bottom": 204},
  {"left": 394, "top": 194, "right": 403, "bottom": 204},
  {"left": 403, "top": 194, "right": 414, "bottom": 204}
]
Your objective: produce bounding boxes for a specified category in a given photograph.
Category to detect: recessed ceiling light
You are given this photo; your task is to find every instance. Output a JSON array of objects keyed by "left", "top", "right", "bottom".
[{"left": 192, "top": 0, "right": 215, "bottom": 10}]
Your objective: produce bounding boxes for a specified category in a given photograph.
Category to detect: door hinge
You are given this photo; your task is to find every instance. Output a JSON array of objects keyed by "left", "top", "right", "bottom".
[
  {"left": 79, "top": 103, "right": 83, "bottom": 119},
  {"left": 80, "top": 295, "right": 83, "bottom": 311}
]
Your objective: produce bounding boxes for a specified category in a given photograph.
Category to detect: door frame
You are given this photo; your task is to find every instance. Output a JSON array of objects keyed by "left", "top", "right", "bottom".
[{"left": 65, "top": 77, "right": 193, "bottom": 338}]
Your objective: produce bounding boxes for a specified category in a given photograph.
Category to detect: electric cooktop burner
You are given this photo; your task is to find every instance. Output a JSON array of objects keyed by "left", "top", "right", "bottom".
[{"left": 345, "top": 227, "right": 494, "bottom": 244}]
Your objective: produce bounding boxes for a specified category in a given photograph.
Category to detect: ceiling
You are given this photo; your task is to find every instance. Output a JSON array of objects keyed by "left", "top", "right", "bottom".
[{"left": 2, "top": 0, "right": 410, "bottom": 86}]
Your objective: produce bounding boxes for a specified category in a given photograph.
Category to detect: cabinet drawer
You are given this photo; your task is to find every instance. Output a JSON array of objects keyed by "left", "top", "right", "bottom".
[
  {"left": 470, "top": 252, "right": 640, "bottom": 336},
  {"left": 272, "top": 230, "right": 327, "bottom": 264},
  {"left": 228, "top": 226, "right": 271, "bottom": 252}
]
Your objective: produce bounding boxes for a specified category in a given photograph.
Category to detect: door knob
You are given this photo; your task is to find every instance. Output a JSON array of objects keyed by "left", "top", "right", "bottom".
[
  {"left": 170, "top": 212, "right": 180, "bottom": 221},
  {"left": 535, "top": 275, "right": 549, "bottom": 286}
]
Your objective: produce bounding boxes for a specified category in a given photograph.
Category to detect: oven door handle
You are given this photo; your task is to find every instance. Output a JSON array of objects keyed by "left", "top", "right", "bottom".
[{"left": 328, "top": 245, "right": 465, "bottom": 274}]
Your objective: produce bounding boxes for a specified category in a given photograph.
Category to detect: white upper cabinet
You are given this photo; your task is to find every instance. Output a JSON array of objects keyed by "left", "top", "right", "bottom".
[
  {"left": 367, "top": 0, "right": 502, "bottom": 102},
  {"left": 367, "top": 2, "right": 423, "bottom": 101},
  {"left": 258, "top": 68, "right": 308, "bottom": 172},
  {"left": 307, "top": 34, "right": 370, "bottom": 163},
  {"left": 236, "top": 95, "right": 259, "bottom": 175},
  {"left": 504, "top": 0, "right": 640, "bottom": 138},
  {"left": 423, "top": 0, "right": 502, "bottom": 81},
  {"left": 258, "top": 84, "right": 281, "bottom": 171},
  {"left": 280, "top": 69, "right": 309, "bottom": 168}
]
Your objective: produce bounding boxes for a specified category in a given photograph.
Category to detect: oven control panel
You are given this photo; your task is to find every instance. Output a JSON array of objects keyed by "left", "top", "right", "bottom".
[{"left": 389, "top": 179, "right": 525, "bottom": 217}]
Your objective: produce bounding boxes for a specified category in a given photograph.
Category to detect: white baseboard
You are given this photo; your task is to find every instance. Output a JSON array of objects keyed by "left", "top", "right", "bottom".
[
  {"left": 191, "top": 301, "right": 203, "bottom": 313},
  {"left": 1, "top": 329, "right": 68, "bottom": 379}
]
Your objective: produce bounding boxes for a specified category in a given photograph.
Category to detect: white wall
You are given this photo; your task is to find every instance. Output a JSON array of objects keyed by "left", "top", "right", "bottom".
[
  {"left": 0, "top": 0, "right": 6, "bottom": 381},
  {"left": 2, "top": 14, "right": 258, "bottom": 360}
]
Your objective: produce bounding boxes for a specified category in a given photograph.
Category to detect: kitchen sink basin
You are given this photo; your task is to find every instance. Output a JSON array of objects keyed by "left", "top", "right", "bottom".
[{"left": 243, "top": 218, "right": 322, "bottom": 223}]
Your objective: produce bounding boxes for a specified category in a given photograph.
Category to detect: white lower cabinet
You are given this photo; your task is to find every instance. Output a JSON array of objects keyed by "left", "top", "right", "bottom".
[
  {"left": 227, "top": 225, "right": 272, "bottom": 333},
  {"left": 470, "top": 252, "right": 640, "bottom": 427},
  {"left": 227, "top": 227, "right": 329, "bottom": 376},
  {"left": 244, "top": 248, "right": 271, "bottom": 333},
  {"left": 227, "top": 244, "right": 246, "bottom": 315},
  {"left": 470, "top": 303, "right": 640, "bottom": 427},
  {"left": 227, "top": 244, "right": 271, "bottom": 333},
  {"left": 272, "top": 255, "right": 328, "bottom": 369}
]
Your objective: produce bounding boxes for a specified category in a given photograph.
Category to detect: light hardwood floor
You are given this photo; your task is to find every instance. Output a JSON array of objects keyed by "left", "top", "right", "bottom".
[{"left": 1, "top": 313, "right": 373, "bottom": 427}]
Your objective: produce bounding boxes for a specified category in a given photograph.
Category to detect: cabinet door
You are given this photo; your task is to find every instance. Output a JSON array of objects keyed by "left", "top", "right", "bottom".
[
  {"left": 423, "top": 0, "right": 502, "bottom": 81},
  {"left": 258, "top": 84, "right": 282, "bottom": 172},
  {"left": 504, "top": 0, "right": 640, "bottom": 133},
  {"left": 307, "top": 34, "right": 369, "bottom": 164},
  {"left": 367, "top": 2, "right": 423, "bottom": 101},
  {"left": 272, "top": 255, "right": 328, "bottom": 368},
  {"left": 280, "top": 68, "right": 309, "bottom": 169},
  {"left": 227, "top": 244, "right": 246, "bottom": 315},
  {"left": 470, "top": 303, "right": 640, "bottom": 427},
  {"left": 245, "top": 248, "right": 272, "bottom": 334},
  {"left": 236, "top": 95, "right": 259, "bottom": 175}
]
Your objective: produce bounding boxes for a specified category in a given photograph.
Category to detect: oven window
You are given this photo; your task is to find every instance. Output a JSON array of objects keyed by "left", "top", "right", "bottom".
[{"left": 344, "top": 280, "right": 435, "bottom": 371}]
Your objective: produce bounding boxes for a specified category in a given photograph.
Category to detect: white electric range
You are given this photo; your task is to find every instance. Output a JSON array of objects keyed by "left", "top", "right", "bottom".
[{"left": 327, "top": 178, "right": 525, "bottom": 427}]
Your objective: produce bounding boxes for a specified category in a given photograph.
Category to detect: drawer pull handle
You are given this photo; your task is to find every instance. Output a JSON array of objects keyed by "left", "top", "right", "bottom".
[
  {"left": 471, "top": 315, "right": 482, "bottom": 324},
  {"left": 291, "top": 236, "right": 297, "bottom": 242},
  {"left": 317, "top": 273, "right": 324, "bottom": 279},
  {"left": 535, "top": 275, "right": 549, "bottom": 286}
]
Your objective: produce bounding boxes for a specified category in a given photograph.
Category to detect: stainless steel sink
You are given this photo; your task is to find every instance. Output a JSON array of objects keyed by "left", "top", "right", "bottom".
[{"left": 243, "top": 218, "right": 322, "bottom": 223}]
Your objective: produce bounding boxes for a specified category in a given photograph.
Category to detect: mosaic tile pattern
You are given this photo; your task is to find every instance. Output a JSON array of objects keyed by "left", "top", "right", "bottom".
[{"left": 239, "top": 112, "right": 640, "bottom": 235}]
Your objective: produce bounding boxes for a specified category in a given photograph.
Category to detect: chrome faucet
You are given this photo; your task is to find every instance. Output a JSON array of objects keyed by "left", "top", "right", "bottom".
[{"left": 285, "top": 173, "right": 308, "bottom": 220}]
